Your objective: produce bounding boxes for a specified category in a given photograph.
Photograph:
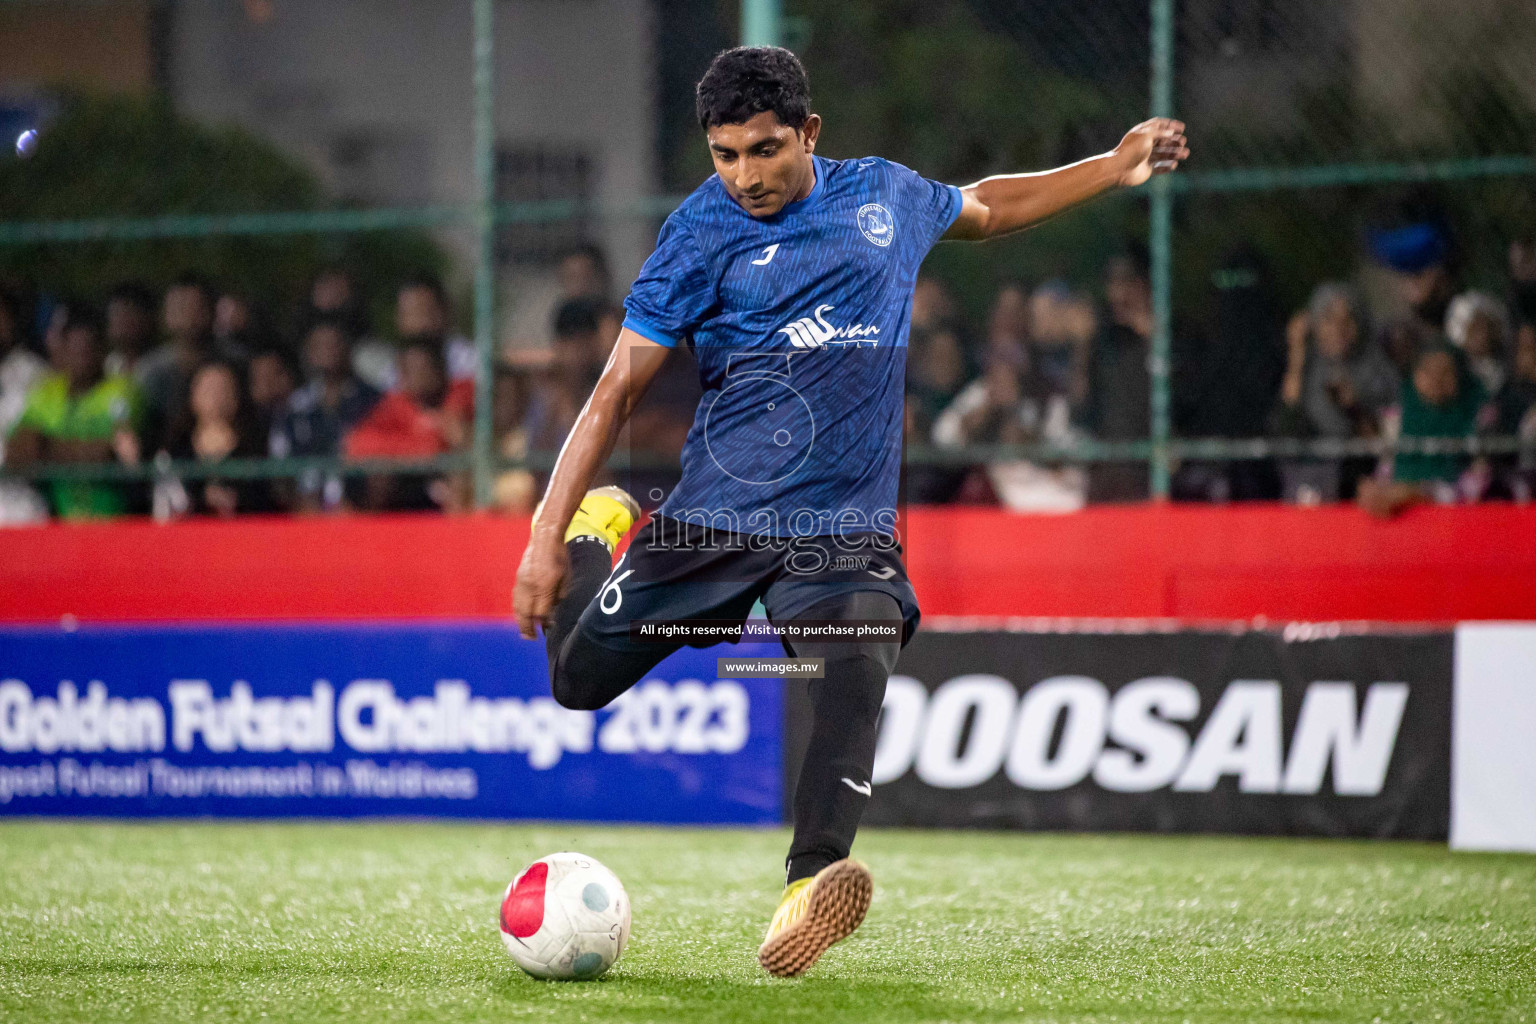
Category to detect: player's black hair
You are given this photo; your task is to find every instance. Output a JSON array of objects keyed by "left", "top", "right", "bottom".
[
  {"left": 107, "top": 280, "right": 156, "bottom": 313},
  {"left": 398, "top": 272, "right": 450, "bottom": 310},
  {"left": 695, "top": 46, "right": 811, "bottom": 132}
]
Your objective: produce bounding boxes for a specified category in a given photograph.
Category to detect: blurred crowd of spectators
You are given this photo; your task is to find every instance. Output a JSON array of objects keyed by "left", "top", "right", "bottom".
[
  {"left": 3, "top": 226, "right": 1534, "bottom": 523},
  {"left": 906, "top": 227, "right": 1536, "bottom": 517},
  {"left": 0, "top": 244, "right": 680, "bottom": 523}
]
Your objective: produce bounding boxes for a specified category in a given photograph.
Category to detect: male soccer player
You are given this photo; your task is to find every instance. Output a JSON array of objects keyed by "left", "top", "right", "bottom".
[{"left": 513, "top": 46, "right": 1187, "bottom": 976}]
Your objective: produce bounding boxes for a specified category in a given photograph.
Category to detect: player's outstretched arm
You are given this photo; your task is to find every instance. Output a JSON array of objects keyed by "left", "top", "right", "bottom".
[
  {"left": 943, "top": 118, "right": 1189, "bottom": 241},
  {"left": 513, "top": 328, "right": 671, "bottom": 639}
]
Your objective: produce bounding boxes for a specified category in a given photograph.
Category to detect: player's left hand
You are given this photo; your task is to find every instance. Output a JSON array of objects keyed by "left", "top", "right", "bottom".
[
  {"left": 513, "top": 537, "right": 571, "bottom": 640},
  {"left": 1115, "top": 118, "right": 1188, "bottom": 188}
]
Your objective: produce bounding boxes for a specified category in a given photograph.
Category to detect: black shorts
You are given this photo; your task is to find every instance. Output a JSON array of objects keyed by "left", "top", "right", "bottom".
[{"left": 574, "top": 514, "right": 921, "bottom": 652}]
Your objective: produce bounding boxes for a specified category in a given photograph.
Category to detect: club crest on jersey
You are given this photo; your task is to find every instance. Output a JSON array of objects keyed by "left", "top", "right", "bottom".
[
  {"left": 856, "top": 203, "right": 895, "bottom": 247},
  {"left": 775, "top": 304, "right": 881, "bottom": 349}
]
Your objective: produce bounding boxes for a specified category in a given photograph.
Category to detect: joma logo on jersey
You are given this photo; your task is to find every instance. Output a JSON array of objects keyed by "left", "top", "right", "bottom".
[{"left": 775, "top": 304, "right": 881, "bottom": 350}]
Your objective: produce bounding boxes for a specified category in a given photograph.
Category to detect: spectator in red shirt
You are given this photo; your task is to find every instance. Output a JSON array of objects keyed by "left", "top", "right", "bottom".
[{"left": 345, "top": 338, "right": 472, "bottom": 511}]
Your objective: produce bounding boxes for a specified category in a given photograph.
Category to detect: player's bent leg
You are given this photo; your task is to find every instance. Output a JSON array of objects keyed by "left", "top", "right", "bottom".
[
  {"left": 541, "top": 486, "right": 668, "bottom": 711},
  {"left": 758, "top": 589, "right": 900, "bottom": 977},
  {"left": 544, "top": 535, "right": 617, "bottom": 680},
  {"left": 783, "top": 591, "right": 900, "bottom": 882},
  {"left": 549, "top": 625, "right": 677, "bottom": 712},
  {"left": 550, "top": 511, "right": 768, "bottom": 712},
  {"left": 541, "top": 485, "right": 641, "bottom": 673},
  {"left": 543, "top": 487, "right": 641, "bottom": 649}
]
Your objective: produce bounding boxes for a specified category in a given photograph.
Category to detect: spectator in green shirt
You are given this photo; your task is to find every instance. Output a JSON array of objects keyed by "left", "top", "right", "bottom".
[
  {"left": 1358, "top": 344, "right": 1487, "bottom": 518},
  {"left": 1392, "top": 344, "right": 1486, "bottom": 486},
  {"left": 6, "top": 307, "right": 143, "bottom": 520}
]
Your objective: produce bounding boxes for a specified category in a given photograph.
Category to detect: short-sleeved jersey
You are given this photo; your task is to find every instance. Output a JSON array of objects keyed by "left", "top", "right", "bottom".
[{"left": 623, "top": 154, "right": 962, "bottom": 538}]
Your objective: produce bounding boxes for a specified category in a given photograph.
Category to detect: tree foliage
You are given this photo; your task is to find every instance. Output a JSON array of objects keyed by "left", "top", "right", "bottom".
[{"left": 0, "top": 93, "right": 447, "bottom": 334}]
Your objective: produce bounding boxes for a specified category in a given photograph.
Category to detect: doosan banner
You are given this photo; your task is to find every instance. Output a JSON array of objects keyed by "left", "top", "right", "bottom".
[
  {"left": 0, "top": 624, "right": 783, "bottom": 823},
  {"left": 784, "top": 628, "right": 1456, "bottom": 839},
  {"left": 5, "top": 620, "right": 1533, "bottom": 850}
]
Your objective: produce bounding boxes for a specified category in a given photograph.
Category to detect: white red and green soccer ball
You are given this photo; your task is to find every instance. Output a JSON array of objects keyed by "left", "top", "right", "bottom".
[{"left": 499, "top": 852, "right": 631, "bottom": 980}]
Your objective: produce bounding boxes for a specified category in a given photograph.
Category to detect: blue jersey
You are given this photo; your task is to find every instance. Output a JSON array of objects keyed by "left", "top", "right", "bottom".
[{"left": 623, "top": 154, "right": 962, "bottom": 538}]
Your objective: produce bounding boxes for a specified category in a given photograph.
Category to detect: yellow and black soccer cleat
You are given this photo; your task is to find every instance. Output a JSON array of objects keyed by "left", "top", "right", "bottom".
[
  {"left": 562, "top": 486, "right": 640, "bottom": 553},
  {"left": 757, "top": 858, "right": 872, "bottom": 978}
]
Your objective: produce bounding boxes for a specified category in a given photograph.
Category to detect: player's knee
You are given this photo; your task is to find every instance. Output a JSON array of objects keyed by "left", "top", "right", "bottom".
[
  {"left": 550, "top": 632, "right": 651, "bottom": 711},
  {"left": 550, "top": 672, "right": 608, "bottom": 712},
  {"left": 548, "top": 645, "right": 602, "bottom": 711}
]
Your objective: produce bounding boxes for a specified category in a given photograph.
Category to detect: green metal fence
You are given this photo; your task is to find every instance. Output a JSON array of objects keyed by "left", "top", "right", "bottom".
[{"left": 2, "top": 0, "right": 1533, "bottom": 507}]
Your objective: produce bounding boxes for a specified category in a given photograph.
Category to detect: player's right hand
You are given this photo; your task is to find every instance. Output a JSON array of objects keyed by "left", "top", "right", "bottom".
[
  {"left": 513, "top": 537, "right": 571, "bottom": 640},
  {"left": 1114, "top": 117, "right": 1188, "bottom": 187}
]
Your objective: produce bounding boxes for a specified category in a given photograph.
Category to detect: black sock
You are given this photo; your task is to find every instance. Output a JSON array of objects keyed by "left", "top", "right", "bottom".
[
  {"left": 544, "top": 536, "right": 615, "bottom": 677},
  {"left": 782, "top": 592, "right": 901, "bottom": 884}
]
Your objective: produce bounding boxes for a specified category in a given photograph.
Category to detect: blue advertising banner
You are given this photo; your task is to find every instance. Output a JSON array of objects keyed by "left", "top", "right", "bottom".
[{"left": 0, "top": 624, "right": 783, "bottom": 823}]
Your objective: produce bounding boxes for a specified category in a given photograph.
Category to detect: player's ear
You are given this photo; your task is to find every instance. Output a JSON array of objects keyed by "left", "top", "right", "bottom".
[{"left": 799, "top": 114, "right": 821, "bottom": 154}]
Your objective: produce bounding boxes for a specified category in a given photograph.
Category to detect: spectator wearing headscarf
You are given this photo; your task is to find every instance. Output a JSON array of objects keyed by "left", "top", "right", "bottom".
[
  {"left": 1271, "top": 282, "right": 1398, "bottom": 501},
  {"left": 1445, "top": 290, "right": 1510, "bottom": 398}
]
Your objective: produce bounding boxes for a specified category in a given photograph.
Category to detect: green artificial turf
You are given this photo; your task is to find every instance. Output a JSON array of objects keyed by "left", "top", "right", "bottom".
[{"left": 1, "top": 822, "right": 1532, "bottom": 1024}]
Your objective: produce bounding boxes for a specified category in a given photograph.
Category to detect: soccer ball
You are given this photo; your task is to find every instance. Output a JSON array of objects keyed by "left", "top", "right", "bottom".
[{"left": 499, "top": 851, "right": 631, "bottom": 980}]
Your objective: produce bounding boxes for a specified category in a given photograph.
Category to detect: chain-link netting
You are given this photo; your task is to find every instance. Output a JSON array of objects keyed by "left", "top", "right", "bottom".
[{"left": 1178, "top": 0, "right": 1536, "bottom": 170}]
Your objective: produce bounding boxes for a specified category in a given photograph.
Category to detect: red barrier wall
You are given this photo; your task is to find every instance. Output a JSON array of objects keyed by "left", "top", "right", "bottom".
[{"left": 1, "top": 504, "right": 1534, "bottom": 624}]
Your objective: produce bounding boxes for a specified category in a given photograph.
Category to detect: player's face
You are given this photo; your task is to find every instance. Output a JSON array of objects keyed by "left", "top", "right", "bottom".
[{"left": 706, "top": 111, "right": 820, "bottom": 218}]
